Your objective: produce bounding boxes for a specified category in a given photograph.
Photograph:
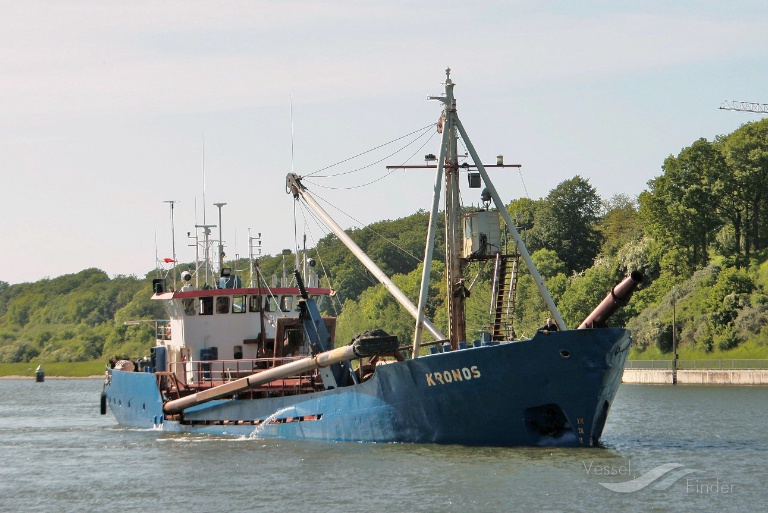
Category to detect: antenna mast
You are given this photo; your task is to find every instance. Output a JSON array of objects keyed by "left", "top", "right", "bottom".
[
  {"left": 163, "top": 200, "right": 178, "bottom": 290},
  {"left": 214, "top": 202, "right": 227, "bottom": 276},
  {"left": 290, "top": 95, "right": 295, "bottom": 174},
  {"left": 248, "top": 229, "right": 262, "bottom": 288},
  {"left": 195, "top": 135, "right": 217, "bottom": 286}
]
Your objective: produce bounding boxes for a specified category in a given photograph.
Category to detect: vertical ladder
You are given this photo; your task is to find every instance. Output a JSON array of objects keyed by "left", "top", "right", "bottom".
[{"left": 490, "top": 253, "right": 519, "bottom": 341}]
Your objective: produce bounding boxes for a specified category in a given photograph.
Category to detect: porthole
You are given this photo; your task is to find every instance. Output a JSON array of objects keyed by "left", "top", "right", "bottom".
[{"left": 559, "top": 350, "right": 571, "bottom": 359}]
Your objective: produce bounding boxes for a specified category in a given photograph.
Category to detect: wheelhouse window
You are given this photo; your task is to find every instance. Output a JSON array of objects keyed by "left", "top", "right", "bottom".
[
  {"left": 200, "top": 297, "right": 213, "bottom": 315},
  {"left": 265, "top": 296, "right": 279, "bottom": 312},
  {"left": 280, "top": 295, "right": 293, "bottom": 312},
  {"left": 216, "top": 296, "right": 230, "bottom": 314},
  {"left": 183, "top": 299, "right": 196, "bottom": 316},
  {"left": 232, "top": 295, "right": 246, "bottom": 313},
  {"left": 157, "top": 320, "right": 172, "bottom": 340}
]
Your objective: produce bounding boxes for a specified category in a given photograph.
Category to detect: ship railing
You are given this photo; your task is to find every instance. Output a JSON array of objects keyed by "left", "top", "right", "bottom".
[
  {"left": 625, "top": 359, "right": 768, "bottom": 370},
  {"left": 168, "top": 357, "right": 317, "bottom": 389}
]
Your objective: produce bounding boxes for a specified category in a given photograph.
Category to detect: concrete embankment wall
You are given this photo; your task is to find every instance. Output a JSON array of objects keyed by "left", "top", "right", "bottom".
[{"left": 623, "top": 369, "right": 768, "bottom": 385}]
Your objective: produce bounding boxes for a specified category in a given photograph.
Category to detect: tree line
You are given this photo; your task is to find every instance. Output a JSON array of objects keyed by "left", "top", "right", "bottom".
[{"left": 0, "top": 119, "right": 766, "bottom": 362}]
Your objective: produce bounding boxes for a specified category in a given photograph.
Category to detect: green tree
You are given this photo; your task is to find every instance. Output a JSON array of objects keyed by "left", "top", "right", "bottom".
[
  {"left": 506, "top": 197, "right": 544, "bottom": 246},
  {"left": 599, "top": 194, "right": 642, "bottom": 257},
  {"left": 706, "top": 266, "right": 755, "bottom": 326},
  {"left": 335, "top": 262, "right": 446, "bottom": 349},
  {"left": 311, "top": 211, "right": 439, "bottom": 307},
  {"left": 529, "top": 176, "right": 603, "bottom": 274},
  {"left": 639, "top": 138, "right": 726, "bottom": 269},
  {"left": 511, "top": 249, "right": 569, "bottom": 337},
  {"left": 721, "top": 119, "right": 768, "bottom": 255},
  {"left": 559, "top": 266, "right": 617, "bottom": 328}
]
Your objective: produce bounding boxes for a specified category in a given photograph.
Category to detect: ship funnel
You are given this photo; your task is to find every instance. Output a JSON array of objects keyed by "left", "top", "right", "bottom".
[{"left": 577, "top": 271, "right": 644, "bottom": 329}]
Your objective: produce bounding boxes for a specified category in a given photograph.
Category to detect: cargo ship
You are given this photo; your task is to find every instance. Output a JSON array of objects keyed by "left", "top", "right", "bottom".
[{"left": 102, "top": 70, "right": 641, "bottom": 446}]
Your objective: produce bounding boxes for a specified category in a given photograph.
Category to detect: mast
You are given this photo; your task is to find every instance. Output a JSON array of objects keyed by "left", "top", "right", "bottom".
[
  {"left": 195, "top": 222, "right": 216, "bottom": 287},
  {"left": 437, "top": 69, "right": 466, "bottom": 349},
  {"left": 431, "top": 68, "right": 565, "bottom": 332},
  {"left": 248, "top": 229, "right": 261, "bottom": 288},
  {"left": 214, "top": 202, "right": 227, "bottom": 275},
  {"left": 163, "top": 200, "right": 178, "bottom": 290},
  {"left": 288, "top": 69, "right": 564, "bottom": 359}
]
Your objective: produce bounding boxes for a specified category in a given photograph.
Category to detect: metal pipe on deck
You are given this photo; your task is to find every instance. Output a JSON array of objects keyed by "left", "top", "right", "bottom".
[
  {"left": 163, "top": 344, "right": 359, "bottom": 415},
  {"left": 163, "top": 330, "right": 400, "bottom": 415},
  {"left": 578, "top": 271, "right": 644, "bottom": 329}
]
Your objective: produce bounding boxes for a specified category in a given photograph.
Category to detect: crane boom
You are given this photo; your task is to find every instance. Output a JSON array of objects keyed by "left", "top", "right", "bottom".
[{"left": 719, "top": 100, "right": 768, "bottom": 114}]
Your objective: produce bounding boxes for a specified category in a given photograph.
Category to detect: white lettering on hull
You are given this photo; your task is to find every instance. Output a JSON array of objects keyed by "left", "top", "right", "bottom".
[{"left": 425, "top": 365, "right": 481, "bottom": 386}]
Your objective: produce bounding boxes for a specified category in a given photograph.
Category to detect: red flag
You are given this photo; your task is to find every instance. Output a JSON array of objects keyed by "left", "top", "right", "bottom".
[{"left": 163, "top": 258, "right": 177, "bottom": 263}]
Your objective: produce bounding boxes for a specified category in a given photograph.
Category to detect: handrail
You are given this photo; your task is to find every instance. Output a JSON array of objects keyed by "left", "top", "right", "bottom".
[{"left": 168, "top": 357, "right": 311, "bottom": 388}]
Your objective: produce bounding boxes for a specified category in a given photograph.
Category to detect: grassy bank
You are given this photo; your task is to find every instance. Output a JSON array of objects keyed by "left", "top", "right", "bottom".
[
  {"left": 4, "top": 345, "right": 768, "bottom": 376},
  {"left": 0, "top": 361, "right": 106, "bottom": 378},
  {"left": 629, "top": 340, "right": 768, "bottom": 360}
]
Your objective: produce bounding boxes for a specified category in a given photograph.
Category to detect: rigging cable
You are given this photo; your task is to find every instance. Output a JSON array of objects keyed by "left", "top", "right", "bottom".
[
  {"left": 303, "top": 123, "right": 436, "bottom": 178},
  {"left": 255, "top": 272, "right": 287, "bottom": 323},
  {"left": 293, "top": 195, "right": 300, "bottom": 271},
  {"left": 298, "top": 187, "right": 423, "bottom": 264},
  {"left": 305, "top": 128, "right": 439, "bottom": 191},
  {"left": 518, "top": 168, "right": 531, "bottom": 199},
  {"left": 455, "top": 131, "right": 531, "bottom": 199},
  {"left": 296, "top": 202, "right": 343, "bottom": 318}
]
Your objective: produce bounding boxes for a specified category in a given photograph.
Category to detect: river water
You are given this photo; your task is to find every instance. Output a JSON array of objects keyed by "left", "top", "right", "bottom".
[{"left": 0, "top": 378, "right": 765, "bottom": 513}]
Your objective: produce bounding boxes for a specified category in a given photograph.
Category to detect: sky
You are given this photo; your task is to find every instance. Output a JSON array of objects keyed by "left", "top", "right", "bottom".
[{"left": 1, "top": 0, "right": 767, "bottom": 285}]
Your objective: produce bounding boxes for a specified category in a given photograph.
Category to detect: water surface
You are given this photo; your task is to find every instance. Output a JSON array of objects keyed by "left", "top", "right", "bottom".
[{"left": 1, "top": 379, "right": 764, "bottom": 512}]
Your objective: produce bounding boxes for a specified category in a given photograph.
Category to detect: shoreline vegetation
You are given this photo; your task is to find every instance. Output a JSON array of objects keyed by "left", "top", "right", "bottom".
[
  {"left": 0, "top": 361, "right": 106, "bottom": 378},
  {"left": 1, "top": 120, "right": 767, "bottom": 368},
  {"left": 4, "top": 357, "right": 768, "bottom": 378},
  {"left": 0, "top": 376, "right": 102, "bottom": 379}
]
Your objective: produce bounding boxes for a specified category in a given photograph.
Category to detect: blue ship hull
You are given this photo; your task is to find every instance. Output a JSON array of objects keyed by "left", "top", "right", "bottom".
[{"left": 104, "top": 328, "right": 629, "bottom": 447}]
